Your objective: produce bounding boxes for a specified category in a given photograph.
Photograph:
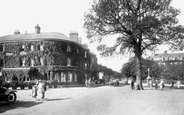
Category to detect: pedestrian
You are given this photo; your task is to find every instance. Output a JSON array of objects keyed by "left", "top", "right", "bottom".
[
  {"left": 32, "top": 84, "right": 38, "bottom": 100},
  {"left": 42, "top": 81, "right": 47, "bottom": 98},
  {"left": 149, "top": 79, "right": 153, "bottom": 89},
  {"left": 160, "top": 79, "right": 165, "bottom": 90},
  {"left": 91, "top": 79, "right": 95, "bottom": 88},
  {"left": 88, "top": 78, "right": 91, "bottom": 88},
  {"left": 170, "top": 79, "right": 175, "bottom": 89},
  {"left": 155, "top": 79, "right": 158, "bottom": 89},
  {"left": 176, "top": 79, "right": 181, "bottom": 89},
  {"left": 85, "top": 79, "right": 88, "bottom": 88},
  {"left": 130, "top": 80, "right": 135, "bottom": 90},
  {"left": 37, "top": 80, "right": 46, "bottom": 101}
]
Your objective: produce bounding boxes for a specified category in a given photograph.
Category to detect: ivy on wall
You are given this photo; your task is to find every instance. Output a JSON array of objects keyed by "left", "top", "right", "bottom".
[{"left": 0, "top": 40, "right": 91, "bottom": 82}]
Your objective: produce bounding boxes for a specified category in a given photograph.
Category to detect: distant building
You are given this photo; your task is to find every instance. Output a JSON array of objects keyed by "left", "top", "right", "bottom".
[
  {"left": 0, "top": 24, "right": 97, "bottom": 84},
  {"left": 148, "top": 50, "right": 184, "bottom": 66}
]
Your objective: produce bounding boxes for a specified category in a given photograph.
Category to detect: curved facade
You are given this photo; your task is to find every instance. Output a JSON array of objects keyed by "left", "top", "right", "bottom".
[{"left": 0, "top": 25, "right": 97, "bottom": 84}]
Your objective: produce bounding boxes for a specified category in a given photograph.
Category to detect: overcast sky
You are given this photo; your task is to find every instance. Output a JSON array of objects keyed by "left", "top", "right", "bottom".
[{"left": 0, "top": 0, "right": 183, "bottom": 72}]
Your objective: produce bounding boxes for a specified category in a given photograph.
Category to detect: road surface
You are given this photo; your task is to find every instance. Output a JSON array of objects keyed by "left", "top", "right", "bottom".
[{"left": 1, "top": 84, "right": 184, "bottom": 115}]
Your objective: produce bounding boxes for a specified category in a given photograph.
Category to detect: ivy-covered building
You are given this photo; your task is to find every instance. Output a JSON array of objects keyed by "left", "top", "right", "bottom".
[{"left": 0, "top": 24, "right": 97, "bottom": 85}]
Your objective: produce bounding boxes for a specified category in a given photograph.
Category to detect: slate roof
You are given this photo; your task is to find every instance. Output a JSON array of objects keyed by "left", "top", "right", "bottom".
[
  {"left": 0, "top": 32, "right": 89, "bottom": 50},
  {"left": 0, "top": 32, "right": 72, "bottom": 42}
]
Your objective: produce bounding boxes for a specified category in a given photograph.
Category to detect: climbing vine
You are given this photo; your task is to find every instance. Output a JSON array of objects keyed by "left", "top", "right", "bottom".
[{"left": 0, "top": 40, "right": 89, "bottom": 81}]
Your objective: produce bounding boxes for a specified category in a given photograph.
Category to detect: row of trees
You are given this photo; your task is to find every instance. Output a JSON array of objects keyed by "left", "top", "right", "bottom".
[
  {"left": 92, "top": 64, "right": 122, "bottom": 81},
  {"left": 121, "top": 57, "right": 184, "bottom": 82}
]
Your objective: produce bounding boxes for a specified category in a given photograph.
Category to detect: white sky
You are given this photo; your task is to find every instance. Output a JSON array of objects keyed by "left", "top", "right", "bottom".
[{"left": 0, "top": 0, "right": 183, "bottom": 72}]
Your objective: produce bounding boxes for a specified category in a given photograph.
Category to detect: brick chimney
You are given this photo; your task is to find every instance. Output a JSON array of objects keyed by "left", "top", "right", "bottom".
[
  {"left": 35, "top": 24, "right": 41, "bottom": 34},
  {"left": 14, "top": 29, "right": 20, "bottom": 35}
]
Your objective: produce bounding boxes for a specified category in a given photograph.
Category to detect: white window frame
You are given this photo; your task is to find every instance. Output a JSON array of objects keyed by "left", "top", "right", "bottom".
[
  {"left": 31, "top": 45, "right": 34, "bottom": 51},
  {"left": 85, "top": 51, "right": 87, "bottom": 58},
  {"left": 40, "top": 45, "right": 44, "bottom": 51},
  {"left": 31, "top": 59, "right": 34, "bottom": 67},
  {"left": 40, "top": 57, "right": 44, "bottom": 65},
  {"left": 67, "top": 58, "right": 71, "bottom": 66},
  {"left": 85, "top": 63, "right": 87, "bottom": 69},
  {"left": 67, "top": 45, "right": 71, "bottom": 52}
]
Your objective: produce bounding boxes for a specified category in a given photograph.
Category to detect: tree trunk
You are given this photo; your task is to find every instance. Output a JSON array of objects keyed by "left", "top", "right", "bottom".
[{"left": 135, "top": 55, "right": 144, "bottom": 90}]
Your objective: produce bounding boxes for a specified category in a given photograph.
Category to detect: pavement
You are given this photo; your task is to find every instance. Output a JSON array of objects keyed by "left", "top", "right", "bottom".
[{"left": 0, "top": 83, "right": 184, "bottom": 115}]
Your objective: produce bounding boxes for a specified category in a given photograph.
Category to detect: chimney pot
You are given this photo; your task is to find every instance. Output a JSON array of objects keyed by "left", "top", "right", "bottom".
[
  {"left": 35, "top": 24, "right": 41, "bottom": 34},
  {"left": 69, "top": 31, "right": 78, "bottom": 42},
  {"left": 14, "top": 29, "right": 20, "bottom": 35}
]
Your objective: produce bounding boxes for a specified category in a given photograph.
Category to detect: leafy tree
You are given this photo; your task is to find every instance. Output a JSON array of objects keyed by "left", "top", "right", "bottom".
[
  {"left": 162, "top": 63, "right": 184, "bottom": 80},
  {"left": 84, "top": 0, "right": 184, "bottom": 90},
  {"left": 121, "top": 57, "right": 162, "bottom": 81}
]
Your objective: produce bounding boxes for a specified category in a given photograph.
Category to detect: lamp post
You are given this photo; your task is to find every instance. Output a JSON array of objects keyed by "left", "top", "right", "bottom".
[{"left": 146, "top": 68, "right": 151, "bottom": 86}]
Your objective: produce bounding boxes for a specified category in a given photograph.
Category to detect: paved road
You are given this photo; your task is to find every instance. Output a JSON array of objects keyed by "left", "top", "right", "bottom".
[{"left": 1, "top": 84, "right": 184, "bottom": 115}]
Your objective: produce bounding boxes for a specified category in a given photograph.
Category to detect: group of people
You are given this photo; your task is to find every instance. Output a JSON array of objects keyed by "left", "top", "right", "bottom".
[
  {"left": 130, "top": 78, "right": 181, "bottom": 90},
  {"left": 169, "top": 79, "right": 181, "bottom": 89},
  {"left": 148, "top": 79, "right": 165, "bottom": 90},
  {"left": 149, "top": 79, "right": 181, "bottom": 90},
  {"left": 85, "top": 78, "right": 95, "bottom": 88},
  {"left": 32, "top": 79, "right": 47, "bottom": 101}
]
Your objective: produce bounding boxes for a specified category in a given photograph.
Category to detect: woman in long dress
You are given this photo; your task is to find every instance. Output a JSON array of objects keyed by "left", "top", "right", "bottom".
[
  {"left": 32, "top": 85, "right": 37, "bottom": 100},
  {"left": 177, "top": 79, "right": 181, "bottom": 89},
  {"left": 37, "top": 80, "right": 46, "bottom": 100}
]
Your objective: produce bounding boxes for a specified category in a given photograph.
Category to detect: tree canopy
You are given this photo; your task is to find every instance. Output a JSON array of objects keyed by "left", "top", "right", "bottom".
[
  {"left": 162, "top": 63, "right": 184, "bottom": 80},
  {"left": 121, "top": 57, "right": 162, "bottom": 80},
  {"left": 84, "top": 0, "right": 184, "bottom": 90}
]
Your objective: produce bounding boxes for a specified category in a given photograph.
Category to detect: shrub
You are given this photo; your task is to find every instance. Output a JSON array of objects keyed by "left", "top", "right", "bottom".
[
  {"left": 50, "top": 79, "right": 59, "bottom": 88},
  {"left": 25, "top": 81, "right": 35, "bottom": 89},
  {"left": 18, "top": 81, "right": 27, "bottom": 89},
  {"left": 2, "top": 81, "right": 16, "bottom": 89}
]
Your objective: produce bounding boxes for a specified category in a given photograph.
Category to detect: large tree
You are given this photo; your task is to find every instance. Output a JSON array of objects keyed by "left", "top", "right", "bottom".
[{"left": 84, "top": 0, "right": 184, "bottom": 90}]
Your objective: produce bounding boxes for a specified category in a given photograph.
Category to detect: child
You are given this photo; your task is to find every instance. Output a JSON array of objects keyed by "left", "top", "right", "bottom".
[{"left": 32, "top": 85, "right": 38, "bottom": 100}]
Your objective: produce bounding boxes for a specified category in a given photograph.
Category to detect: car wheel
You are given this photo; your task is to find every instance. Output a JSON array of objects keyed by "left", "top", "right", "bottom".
[{"left": 6, "top": 92, "right": 17, "bottom": 104}]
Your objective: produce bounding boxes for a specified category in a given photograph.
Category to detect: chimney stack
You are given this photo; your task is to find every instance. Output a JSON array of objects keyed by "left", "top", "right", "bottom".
[
  {"left": 14, "top": 29, "right": 20, "bottom": 35},
  {"left": 69, "top": 31, "right": 78, "bottom": 43},
  {"left": 35, "top": 24, "right": 41, "bottom": 34}
]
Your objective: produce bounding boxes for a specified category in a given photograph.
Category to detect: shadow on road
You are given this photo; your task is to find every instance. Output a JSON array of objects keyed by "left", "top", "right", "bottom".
[
  {"left": 109, "top": 83, "right": 127, "bottom": 87},
  {"left": 0, "top": 101, "right": 42, "bottom": 113},
  {"left": 44, "top": 97, "right": 71, "bottom": 101}
]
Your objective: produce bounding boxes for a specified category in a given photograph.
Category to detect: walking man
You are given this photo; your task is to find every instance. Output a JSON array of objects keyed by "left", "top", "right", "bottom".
[
  {"left": 131, "top": 80, "right": 135, "bottom": 90},
  {"left": 170, "top": 79, "right": 175, "bottom": 89}
]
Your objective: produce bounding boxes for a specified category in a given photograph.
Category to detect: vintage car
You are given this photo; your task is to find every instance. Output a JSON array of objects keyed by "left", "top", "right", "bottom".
[
  {"left": 0, "top": 87, "right": 17, "bottom": 104},
  {"left": 109, "top": 79, "right": 119, "bottom": 86}
]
